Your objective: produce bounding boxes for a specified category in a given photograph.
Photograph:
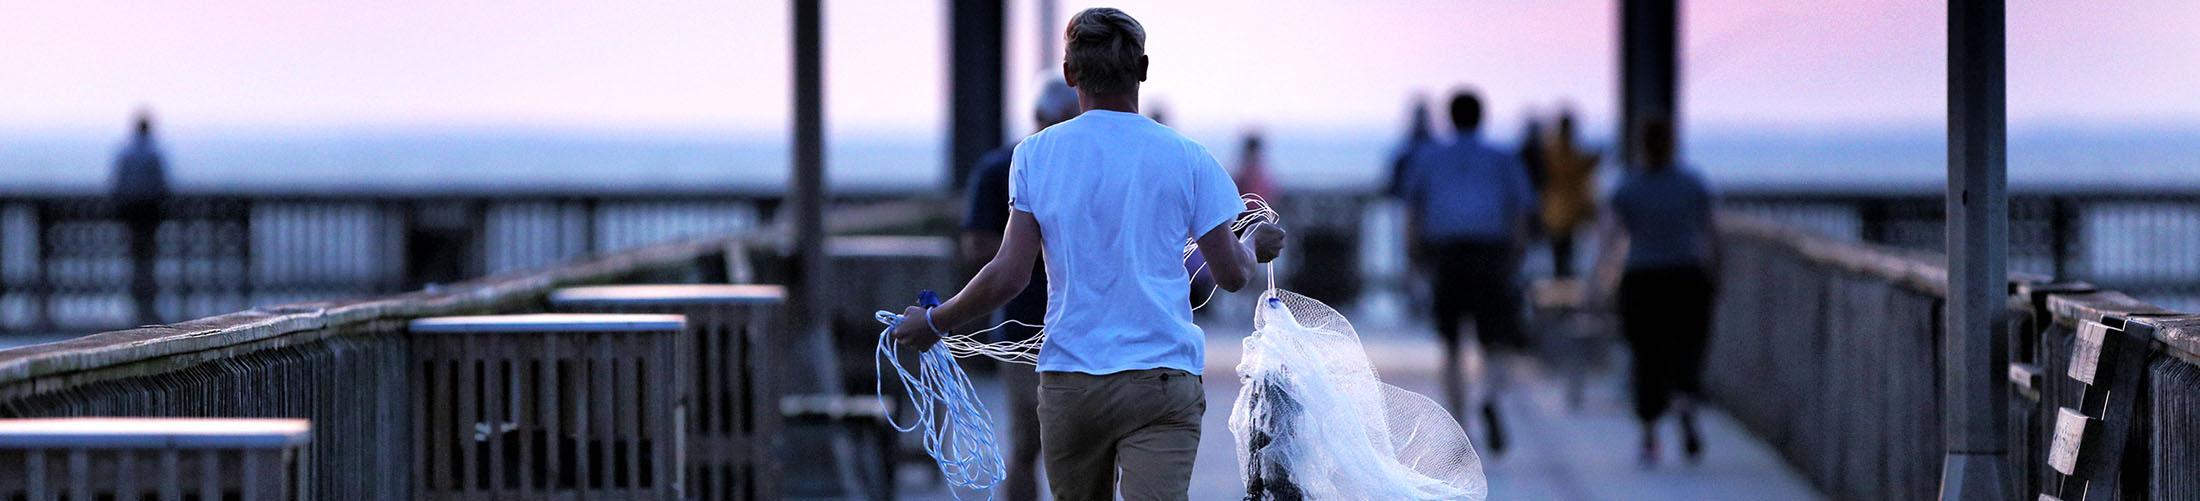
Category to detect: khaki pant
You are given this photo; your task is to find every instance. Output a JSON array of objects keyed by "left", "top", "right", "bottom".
[
  {"left": 1038, "top": 368, "right": 1204, "bottom": 501},
  {"left": 1000, "top": 360, "right": 1042, "bottom": 500}
]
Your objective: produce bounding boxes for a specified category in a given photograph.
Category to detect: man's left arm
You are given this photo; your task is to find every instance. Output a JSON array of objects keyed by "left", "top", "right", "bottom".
[{"left": 894, "top": 210, "right": 1042, "bottom": 349}]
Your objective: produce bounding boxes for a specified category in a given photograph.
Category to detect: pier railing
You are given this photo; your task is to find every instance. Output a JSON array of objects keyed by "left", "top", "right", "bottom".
[
  {"left": 1725, "top": 189, "right": 2200, "bottom": 309},
  {"left": 1708, "top": 212, "right": 2200, "bottom": 499},
  {"left": 0, "top": 199, "right": 942, "bottom": 499},
  {"left": 0, "top": 192, "right": 775, "bottom": 333}
]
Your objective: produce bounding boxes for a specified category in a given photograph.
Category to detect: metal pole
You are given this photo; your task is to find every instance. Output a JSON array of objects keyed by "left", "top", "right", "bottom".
[
  {"left": 949, "top": 0, "right": 1007, "bottom": 190},
  {"left": 1939, "top": 0, "right": 2010, "bottom": 499},
  {"left": 790, "top": 0, "right": 833, "bottom": 391},
  {"left": 1618, "top": 0, "right": 1678, "bottom": 167}
]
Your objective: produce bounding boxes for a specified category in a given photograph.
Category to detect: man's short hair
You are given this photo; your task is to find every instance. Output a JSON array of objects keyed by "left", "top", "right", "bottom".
[
  {"left": 1448, "top": 90, "right": 1482, "bottom": 133},
  {"left": 1064, "top": 8, "right": 1145, "bottom": 95}
]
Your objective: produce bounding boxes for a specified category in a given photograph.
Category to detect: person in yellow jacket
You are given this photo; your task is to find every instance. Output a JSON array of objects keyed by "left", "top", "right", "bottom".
[{"left": 1538, "top": 109, "right": 1601, "bottom": 278}]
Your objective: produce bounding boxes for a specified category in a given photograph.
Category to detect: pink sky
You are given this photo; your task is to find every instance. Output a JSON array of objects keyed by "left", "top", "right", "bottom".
[{"left": 0, "top": 1, "right": 2193, "bottom": 138}]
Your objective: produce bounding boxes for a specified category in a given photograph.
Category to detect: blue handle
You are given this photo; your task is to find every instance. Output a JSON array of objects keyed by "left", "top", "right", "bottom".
[{"left": 918, "top": 289, "right": 943, "bottom": 308}]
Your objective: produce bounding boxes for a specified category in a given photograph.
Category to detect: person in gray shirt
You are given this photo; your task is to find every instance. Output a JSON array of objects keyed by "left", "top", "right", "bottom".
[{"left": 113, "top": 109, "right": 169, "bottom": 326}]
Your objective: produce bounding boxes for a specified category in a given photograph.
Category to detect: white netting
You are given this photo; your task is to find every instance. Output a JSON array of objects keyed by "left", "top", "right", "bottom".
[{"left": 1229, "top": 289, "right": 1487, "bottom": 500}]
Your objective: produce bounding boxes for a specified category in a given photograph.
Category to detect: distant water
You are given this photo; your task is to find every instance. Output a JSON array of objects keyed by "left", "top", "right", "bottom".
[{"left": 1, "top": 126, "right": 2194, "bottom": 195}]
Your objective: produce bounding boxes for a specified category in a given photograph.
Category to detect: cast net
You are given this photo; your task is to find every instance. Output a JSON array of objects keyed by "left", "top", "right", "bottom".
[{"left": 1229, "top": 288, "right": 1487, "bottom": 500}]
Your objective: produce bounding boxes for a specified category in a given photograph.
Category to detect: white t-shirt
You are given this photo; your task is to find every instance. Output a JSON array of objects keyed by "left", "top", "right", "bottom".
[{"left": 1008, "top": 110, "right": 1245, "bottom": 376}]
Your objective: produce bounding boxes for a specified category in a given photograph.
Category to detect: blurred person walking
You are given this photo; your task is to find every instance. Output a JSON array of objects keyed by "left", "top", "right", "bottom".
[
  {"left": 1399, "top": 89, "right": 1537, "bottom": 456},
  {"left": 959, "top": 75, "right": 1080, "bottom": 501},
  {"left": 1190, "top": 131, "right": 1280, "bottom": 311},
  {"left": 1539, "top": 108, "right": 1602, "bottom": 278},
  {"left": 1607, "top": 117, "right": 1718, "bottom": 467},
  {"left": 896, "top": 8, "right": 1286, "bottom": 499},
  {"left": 1232, "top": 131, "right": 1277, "bottom": 203},
  {"left": 1385, "top": 99, "right": 1438, "bottom": 199},
  {"left": 112, "top": 110, "right": 170, "bottom": 326}
]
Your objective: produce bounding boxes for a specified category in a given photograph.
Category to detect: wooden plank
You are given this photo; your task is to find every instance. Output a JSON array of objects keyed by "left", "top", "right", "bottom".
[
  {"left": 198, "top": 449, "right": 219, "bottom": 501},
  {"left": 621, "top": 338, "right": 642, "bottom": 493},
  {"left": 160, "top": 448, "right": 181, "bottom": 501},
  {"left": 67, "top": 448, "right": 88, "bottom": 500},
  {"left": 487, "top": 355, "right": 506, "bottom": 492},
  {"left": 115, "top": 449, "right": 138, "bottom": 500},
  {"left": 241, "top": 448, "right": 262, "bottom": 501},
  {"left": 657, "top": 329, "right": 681, "bottom": 497},
  {"left": 420, "top": 358, "right": 437, "bottom": 492},
  {"left": 576, "top": 339, "right": 594, "bottom": 492},
  {"left": 25, "top": 449, "right": 46, "bottom": 500},
  {"left": 517, "top": 353, "right": 535, "bottom": 493},
  {"left": 750, "top": 304, "right": 781, "bottom": 500},
  {"left": 459, "top": 337, "right": 479, "bottom": 492},
  {"left": 541, "top": 348, "right": 561, "bottom": 492},
  {"left": 295, "top": 444, "right": 312, "bottom": 501},
  {"left": 595, "top": 334, "right": 615, "bottom": 492}
]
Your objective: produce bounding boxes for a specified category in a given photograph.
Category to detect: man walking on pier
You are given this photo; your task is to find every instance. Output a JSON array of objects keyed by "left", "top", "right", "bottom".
[
  {"left": 112, "top": 109, "right": 170, "bottom": 326},
  {"left": 1400, "top": 89, "right": 1537, "bottom": 456},
  {"left": 896, "top": 7, "right": 1286, "bottom": 499}
]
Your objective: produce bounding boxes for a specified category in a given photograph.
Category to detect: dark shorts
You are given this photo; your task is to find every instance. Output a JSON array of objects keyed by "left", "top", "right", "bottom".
[{"left": 1426, "top": 240, "right": 1528, "bottom": 351}]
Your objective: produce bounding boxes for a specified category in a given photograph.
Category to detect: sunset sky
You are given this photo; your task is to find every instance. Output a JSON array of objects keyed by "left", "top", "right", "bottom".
[{"left": 1, "top": 1, "right": 2195, "bottom": 140}]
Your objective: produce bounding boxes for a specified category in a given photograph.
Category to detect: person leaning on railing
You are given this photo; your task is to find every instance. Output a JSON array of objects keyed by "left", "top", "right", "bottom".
[
  {"left": 1605, "top": 116, "right": 1720, "bottom": 468},
  {"left": 112, "top": 108, "right": 170, "bottom": 327}
]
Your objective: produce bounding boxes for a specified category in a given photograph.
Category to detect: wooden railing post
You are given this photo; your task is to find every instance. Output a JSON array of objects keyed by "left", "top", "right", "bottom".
[{"left": 549, "top": 284, "right": 788, "bottom": 500}]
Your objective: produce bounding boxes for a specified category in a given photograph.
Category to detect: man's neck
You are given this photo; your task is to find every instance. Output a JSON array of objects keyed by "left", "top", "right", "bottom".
[{"left": 1080, "top": 91, "right": 1139, "bottom": 114}]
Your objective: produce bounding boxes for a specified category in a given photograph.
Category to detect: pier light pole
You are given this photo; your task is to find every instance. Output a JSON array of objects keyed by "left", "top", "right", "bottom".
[
  {"left": 791, "top": 0, "right": 832, "bottom": 392},
  {"left": 1939, "top": 0, "right": 2010, "bottom": 499},
  {"left": 1619, "top": 0, "right": 1677, "bottom": 167},
  {"left": 949, "top": 0, "right": 1007, "bottom": 190}
]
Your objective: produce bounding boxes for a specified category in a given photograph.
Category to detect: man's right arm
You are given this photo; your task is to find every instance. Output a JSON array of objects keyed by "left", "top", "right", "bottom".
[{"left": 1195, "top": 221, "right": 1285, "bottom": 293}]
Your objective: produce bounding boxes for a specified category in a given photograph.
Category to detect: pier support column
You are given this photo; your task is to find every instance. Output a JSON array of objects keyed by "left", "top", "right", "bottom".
[
  {"left": 949, "top": 0, "right": 1007, "bottom": 190},
  {"left": 1619, "top": 0, "right": 1677, "bottom": 166},
  {"left": 789, "top": 0, "right": 835, "bottom": 393},
  {"left": 1939, "top": 0, "right": 2010, "bottom": 499}
]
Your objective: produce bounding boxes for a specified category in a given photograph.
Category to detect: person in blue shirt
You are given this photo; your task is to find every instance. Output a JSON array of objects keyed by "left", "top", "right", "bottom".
[
  {"left": 896, "top": 8, "right": 1285, "bottom": 499},
  {"left": 958, "top": 75, "right": 1078, "bottom": 501},
  {"left": 112, "top": 109, "right": 170, "bottom": 326},
  {"left": 1607, "top": 116, "right": 1719, "bottom": 467},
  {"left": 1399, "top": 89, "right": 1537, "bottom": 456}
]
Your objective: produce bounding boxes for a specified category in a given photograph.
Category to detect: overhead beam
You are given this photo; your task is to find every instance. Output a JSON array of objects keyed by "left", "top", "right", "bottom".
[{"left": 1938, "top": 0, "right": 2011, "bottom": 499}]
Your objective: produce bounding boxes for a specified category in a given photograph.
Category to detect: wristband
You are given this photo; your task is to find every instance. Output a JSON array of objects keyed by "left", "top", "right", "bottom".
[{"left": 924, "top": 306, "right": 946, "bottom": 336}]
